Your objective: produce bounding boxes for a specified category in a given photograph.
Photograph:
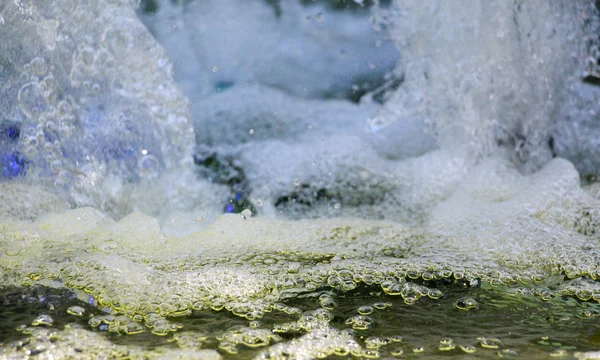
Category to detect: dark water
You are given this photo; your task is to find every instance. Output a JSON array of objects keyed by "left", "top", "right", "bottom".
[{"left": 1, "top": 283, "right": 599, "bottom": 359}]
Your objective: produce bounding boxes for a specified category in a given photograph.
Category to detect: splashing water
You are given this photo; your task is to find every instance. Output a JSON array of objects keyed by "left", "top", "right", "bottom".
[{"left": 1, "top": 0, "right": 600, "bottom": 358}]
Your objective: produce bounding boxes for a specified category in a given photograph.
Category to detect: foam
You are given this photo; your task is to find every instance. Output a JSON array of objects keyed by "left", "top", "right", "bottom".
[{"left": 2, "top": 0, "right": 600, "bottom": 357}]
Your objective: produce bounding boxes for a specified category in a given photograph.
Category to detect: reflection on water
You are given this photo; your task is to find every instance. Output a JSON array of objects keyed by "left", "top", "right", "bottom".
[{"left": 3, "top": 283, "right": 600, "bottom": 359}]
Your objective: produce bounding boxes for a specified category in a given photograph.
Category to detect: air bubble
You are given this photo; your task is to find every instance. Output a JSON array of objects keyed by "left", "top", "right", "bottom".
[
  {"left": 344, "top": 315, "right": 374, "bottom": 330},
  {"left": 81, "top": 47, "right": 96, "bottom": 65},
  {"left": 104, "top": 28, "right": 134, "bottom": 58},
  {"left": 29, "top": 57, "right": 48, "bottom": 75},
  {"left": 454, "top": 297, "right": 478, "bottom": 311},
  {"left": 390, "top": 347, "right": 403, "bottom": 356},
  {"left": 138, "top": 154, "right": 161, "bottom": 179},
  {"left": 31, "top": 314, "right": 53, "bottom": 326},
  {"left": 478, "top": 337, "right": 503, "bottom": 349},
  {"left": 459, "top": 344, "right": 477, "bottom": 353},
  {"left": 66, "top": 306, "right": 85, "bottom": 316},
  {"left": 18, "top": 82, "right": 48, "bottom": 118},
  {"left": 357, "top": 305, "right": 374, "bottom": 315}
]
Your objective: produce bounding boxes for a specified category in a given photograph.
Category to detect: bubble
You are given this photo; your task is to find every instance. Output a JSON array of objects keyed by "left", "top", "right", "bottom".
[
  {"left": 357, "top": 305, "right": 374, "bottom": 315},
  {"left": 373, "top": 302, "right": 392, "bottom": 310},
  {"left": 459, "top": 344, "right": 477, "bottom": 353},
  {"left": 318, "top": 295, "right": 337, "bottom": 310},
  {"left": 29, "top": 57, "right": 47, "bottom": 76},
  {"left": 66, "top": 306, "right": 85, "bottom": 316},
  {"left": 18, "top": 82, "right": 48, "bottom": 118},
  {"left": 390, "top": 348, "right": 404, "bottom": 356},
  {"left": 81, "top": 47, "right": 96, "bottom": 65},
  {"left": 138, "top": 154, "right": 161, "bottom": 179},
  {"left": 31, "top": 314, "right": 53, "bottom": 326},
  {"left": 344, "top": 315, "right": 374, "bottom": 330},
  {"left": 104, "top": 28, "right": 134, "bottom": 58},
  {"left": 20, "top": 72, "right": 30, "bottom": 82},
  {"left": 478, "top": 337, "right": 503, "bottom": 349},
  {"left": 412, "top": 346, "right": 424, "bottom": 353},
  {"left": 438, "top": 337, "right": 455, "bottom": 351},
  {"left": 454, "top": 297, "right": 478, "bottom": 311},
  {"left": 249, "top": 320, "right": 261, "bottom": 328},
  {"left": 327, "top": 275, "right": 342, "bottom": 287},
  {"left": 212, "top": 66, "right": 218, "bottom": 72},
  {"left": 428, "top": 289, "right": 443, "bottom": 299},
  {"left": 124, "top": 322, "right": 145, "bottom": 335},
  {"left": 365, "top": 336, "right": 389, "bottom": 349}
]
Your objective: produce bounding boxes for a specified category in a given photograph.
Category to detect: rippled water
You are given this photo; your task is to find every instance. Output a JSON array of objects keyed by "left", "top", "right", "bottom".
[{"left": 3, "top": 282, "right": 600, "bottom": 359}]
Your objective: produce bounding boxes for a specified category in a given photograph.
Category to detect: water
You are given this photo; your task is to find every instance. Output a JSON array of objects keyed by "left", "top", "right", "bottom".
[
  {"left": 2, "top": 283, "right": 600, "bottom": 359},
  {"left": 2, "top": 0, "right": 600, "bottom": 358}
]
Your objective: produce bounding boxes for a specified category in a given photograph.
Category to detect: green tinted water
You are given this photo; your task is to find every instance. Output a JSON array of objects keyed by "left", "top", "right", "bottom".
[{"left": 2, "top": 282, "right": 599, "bottom": 359}]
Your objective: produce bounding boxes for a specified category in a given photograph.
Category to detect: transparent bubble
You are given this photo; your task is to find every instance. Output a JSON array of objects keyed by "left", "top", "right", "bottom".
[
  {"left": 31, "top": 314, "right": 53, "bottom": 326},
  {"left": 454, "top": 297, "right": 479, "bottom": 311},
  {"left": 357, "top": 305, "right": 374, "bottom": 315},
  {"left": 29, "top": 57, "right": 48, "bottom": 76},
  {"left": 18, "top": 82, "right": 48, "bottom": 118},
  {"left": 81, "top": 47, "right": 96, "bottom": 65},
  {"left": 50, "top": 160, "right": 64, "bottom": 173},
  {"left": 104, "top": 28, "right": 134, "bottom": 58},
  {"left": 138, "top": 154, "right": 161, "bottom": 179},
  {"left": 66, "top": 306, "right": 85, "bottom": 316}
]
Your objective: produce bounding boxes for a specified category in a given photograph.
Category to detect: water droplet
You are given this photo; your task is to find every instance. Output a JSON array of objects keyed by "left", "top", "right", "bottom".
[{"left": 212, "top": 66, "right": 218, "bottom": 72}]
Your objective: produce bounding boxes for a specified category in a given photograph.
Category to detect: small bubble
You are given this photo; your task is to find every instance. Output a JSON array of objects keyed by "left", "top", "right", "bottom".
[
  {"left": 18, "top": 82, "right": 48, "bottom": 118},
  {"left": 390, "top": 347, "right": 403, "bottom": 356},
  {"left": 66, "top": 306, "right": 85, "bottom": 316},
  {"left": 50, "top": 160, "right": 64, "bottom": 173},
  {"left": 454, "top": 297, "right": 478, "bottom": 311},
  {"left": 138, "top": 154, "right": 161, "bottom": 179},
  {"left": 249, "top": 129, "right": 254, "bottom": 134},
  {"left": 29, "top": 57, "right": 47, "bottom": 76},
  {"left": 459, "top": 344, "right": 477, "bottom": 353},
  {"left": 478, "top": 337, "right": 502, "bottom": 349},
  {"left": 357, "top": 305, "right": 374, "bottom": 315},
  {"left": 31, "top": 314, "right": 53, "bottom": 326},
  {"left": 212, "top": 66, "right": 218, "bottom": 72}
]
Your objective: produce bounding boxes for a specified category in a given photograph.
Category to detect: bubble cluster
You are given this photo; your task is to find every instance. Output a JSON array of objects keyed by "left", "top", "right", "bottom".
[{"left": 0, "top": 0, "right": 202, "bottom": 221}]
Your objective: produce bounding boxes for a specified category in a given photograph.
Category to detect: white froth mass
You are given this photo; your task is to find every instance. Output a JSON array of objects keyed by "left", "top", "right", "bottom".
[{"left": 1, "top": 0, "right": 600, "bottom": 358}]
